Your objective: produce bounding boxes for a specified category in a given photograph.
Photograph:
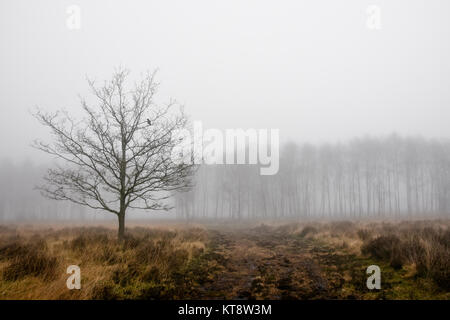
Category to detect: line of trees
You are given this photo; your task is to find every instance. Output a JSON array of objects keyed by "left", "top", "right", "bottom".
[
  {"left": 174, "top": 135, "right": 450, "bottom": 220},
  {"left": 2, "top": 135, "right": 450, "bottom": 221},
  {"left": 0, "top": 159, "right": 90, "bottom": 221}
]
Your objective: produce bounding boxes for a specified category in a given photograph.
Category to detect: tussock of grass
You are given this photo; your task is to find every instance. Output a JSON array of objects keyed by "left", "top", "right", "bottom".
[
  {"left": 359, "top": 228, "right": 450, "bottom": 290},
  {"left": 3, "top": 250, "right": 58, "bottom": 281},
  {"left": 0, "top": 225, "right": 208, "bottom": 299},
  {"left": 253, "top": 219, "right": 450, "bottom": 296}
]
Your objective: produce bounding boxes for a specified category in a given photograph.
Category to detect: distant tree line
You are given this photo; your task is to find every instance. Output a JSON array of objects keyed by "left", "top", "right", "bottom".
[
  {"left": 2, "top": 135, "right": 450, "bottom": 221},
  {"left": 0, "top": 159, "right": 89, "bottom": 221},
  {"left": 174, "top": 135, "right": 450, "bottom": 220}
]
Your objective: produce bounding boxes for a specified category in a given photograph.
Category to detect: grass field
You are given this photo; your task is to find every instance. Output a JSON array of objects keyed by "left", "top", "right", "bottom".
[{"left": 0, "top": 220, "right": 448, "bottom": 300}]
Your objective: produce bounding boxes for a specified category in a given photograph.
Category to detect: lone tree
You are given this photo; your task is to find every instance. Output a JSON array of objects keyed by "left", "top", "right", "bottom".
[{"left": 33, "top": 69, "right": 196, "bottom": 239}]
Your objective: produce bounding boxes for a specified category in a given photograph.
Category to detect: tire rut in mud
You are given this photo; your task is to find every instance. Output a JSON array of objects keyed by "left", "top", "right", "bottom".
[{"left": 195, "top": 228, "right": 336, "bottom": 299}]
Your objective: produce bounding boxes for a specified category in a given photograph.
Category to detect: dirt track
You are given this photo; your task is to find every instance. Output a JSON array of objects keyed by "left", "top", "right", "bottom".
[{"left": 193, "top": 226, "right": 352, "bottom": 299}]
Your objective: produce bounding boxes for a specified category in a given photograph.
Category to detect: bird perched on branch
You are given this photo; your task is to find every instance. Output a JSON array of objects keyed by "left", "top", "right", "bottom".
[{"left": 146, "top": 119, "right": 151, "bottom": 126}]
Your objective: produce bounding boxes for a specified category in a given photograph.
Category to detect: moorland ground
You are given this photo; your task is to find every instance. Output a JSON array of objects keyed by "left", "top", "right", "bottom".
[{"left": 0, "top": 219, "right": 448, "bottom": 299}]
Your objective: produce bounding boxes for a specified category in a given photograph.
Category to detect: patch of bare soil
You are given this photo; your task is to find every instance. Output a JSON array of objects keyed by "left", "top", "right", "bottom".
[{"left": 192, "top": 227, "right": 347, "bottom": 299}]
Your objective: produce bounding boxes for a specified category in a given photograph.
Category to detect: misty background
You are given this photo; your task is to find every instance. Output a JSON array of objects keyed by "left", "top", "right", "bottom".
[{"left": 1, "top": 0, "right": 449, "bottom": 221}]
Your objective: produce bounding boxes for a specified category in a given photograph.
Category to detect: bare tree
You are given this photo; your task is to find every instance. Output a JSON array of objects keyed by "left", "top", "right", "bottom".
[{"left": 33, "top": 69, "right": 196, "bottom": 239}]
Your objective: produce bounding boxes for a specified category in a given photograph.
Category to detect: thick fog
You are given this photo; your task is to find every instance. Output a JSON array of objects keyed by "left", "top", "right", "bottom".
[
  {"left": 1, "top": 1, "right": 450, "bottom": 221},
  {"left": 176, "top": 136, "right": 450, "bottom": 220}
]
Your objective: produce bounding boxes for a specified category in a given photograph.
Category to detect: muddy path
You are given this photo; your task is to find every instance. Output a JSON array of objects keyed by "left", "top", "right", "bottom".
[{"left": 193, "top": 226, "right": 350, "bottom": 299}]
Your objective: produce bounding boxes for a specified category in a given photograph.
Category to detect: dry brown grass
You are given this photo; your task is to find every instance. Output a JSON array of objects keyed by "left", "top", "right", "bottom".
[
  {"left": 282, "top": 220, "right": 450, "bottom": 291},
  {"left": 0, "top": 220, "right": 448, "bottom": 299},
  {"left": 0, "top": 224, "right": 207, "bottom": 299}
]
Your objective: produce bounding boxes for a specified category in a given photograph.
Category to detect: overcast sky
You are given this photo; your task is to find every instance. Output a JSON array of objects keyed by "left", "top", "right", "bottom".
[{"left": 1, "top": 0, "right": 449, "bottom": 162}]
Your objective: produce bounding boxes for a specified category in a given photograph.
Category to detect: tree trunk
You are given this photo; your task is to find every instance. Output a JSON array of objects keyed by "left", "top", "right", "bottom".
[{"left": 118, "top": 211, "right": 125, "bottom": 240}]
